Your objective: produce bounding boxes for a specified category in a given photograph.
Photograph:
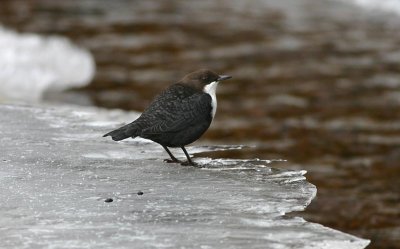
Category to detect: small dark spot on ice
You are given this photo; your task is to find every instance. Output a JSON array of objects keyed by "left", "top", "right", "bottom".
[
  {"left": 105, "top": 198, "right": 113, "bottom": 203},
  {"left": 137, "top": 191, "right": 144, "bottom": 195}
]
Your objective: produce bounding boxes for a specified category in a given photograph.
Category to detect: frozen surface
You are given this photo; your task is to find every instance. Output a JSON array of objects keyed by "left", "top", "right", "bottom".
[
  {"left": 0, "top": 104, "right": 369, "bottom": 249},
  {"left": 0, "top": 26, "right": 94, "bottom": 102}
]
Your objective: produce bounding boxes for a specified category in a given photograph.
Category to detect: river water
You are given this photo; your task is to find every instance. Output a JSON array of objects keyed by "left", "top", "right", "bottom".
[{"left": 0, "top": 0, "right": 399, "bottom": 248}]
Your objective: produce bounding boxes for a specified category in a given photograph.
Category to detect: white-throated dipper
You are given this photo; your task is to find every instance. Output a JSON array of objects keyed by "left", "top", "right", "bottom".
[{"left": 103, "top": 69, "right": 232, "bottom": 166}]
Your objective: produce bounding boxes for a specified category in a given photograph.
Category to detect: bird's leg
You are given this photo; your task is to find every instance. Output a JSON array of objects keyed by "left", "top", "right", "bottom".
[
  {"left": 162, "top": 146, "right": 182, "bottom": 163},
  {"left": 180, "top": 146, "right": 197, "bottom": 166}
]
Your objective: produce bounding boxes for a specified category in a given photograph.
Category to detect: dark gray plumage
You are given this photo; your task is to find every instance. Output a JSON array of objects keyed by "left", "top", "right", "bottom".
[{"left": 103, "top": 69, "right": 232, "bottom": 166}]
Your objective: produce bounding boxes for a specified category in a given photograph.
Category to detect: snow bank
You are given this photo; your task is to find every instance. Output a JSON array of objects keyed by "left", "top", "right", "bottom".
[
  {"left": 346, "top": 0, "right": 400, "bottom": 15},
  {"left": 0, "top": 26, "right": 95, "bottom": 102}
]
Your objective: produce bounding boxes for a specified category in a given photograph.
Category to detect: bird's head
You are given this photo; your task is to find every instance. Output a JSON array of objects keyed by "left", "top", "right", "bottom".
[{"left": 180, "top": 69, "right": 232, "bottom": 92}]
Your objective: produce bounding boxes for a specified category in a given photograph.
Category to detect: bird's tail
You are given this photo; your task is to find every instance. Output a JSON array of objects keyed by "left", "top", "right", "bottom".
[{"left": 103, "top": 123, "right": 140, "bottom": 141}]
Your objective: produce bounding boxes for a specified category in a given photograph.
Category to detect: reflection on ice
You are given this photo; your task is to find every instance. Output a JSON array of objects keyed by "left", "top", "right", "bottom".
[{"left": 0, "top": 104, "right": 370, "bottom": 248}]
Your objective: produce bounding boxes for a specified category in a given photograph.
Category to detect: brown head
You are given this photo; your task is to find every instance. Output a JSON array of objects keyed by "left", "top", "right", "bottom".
[{"left": 178, "top": 69, "right": 231, "bottom": 91}]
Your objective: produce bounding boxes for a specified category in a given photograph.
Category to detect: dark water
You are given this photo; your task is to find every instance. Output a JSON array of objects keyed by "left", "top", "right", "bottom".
[{"left": 1, "top": 0, "right": 400, "bottom": 248}]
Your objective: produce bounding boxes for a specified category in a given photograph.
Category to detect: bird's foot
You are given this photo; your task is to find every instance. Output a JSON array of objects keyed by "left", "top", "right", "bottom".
[
  {"left": 164, "top": 158, "right": 182, "bottom": 164},
  {"left": 180, "top": 160, "right": 198, "bottom": 167}
]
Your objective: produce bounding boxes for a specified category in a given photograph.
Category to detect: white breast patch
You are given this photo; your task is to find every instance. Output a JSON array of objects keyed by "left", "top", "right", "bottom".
[{"left": 203, "top": 81, "right": 219, "bottom": 119}]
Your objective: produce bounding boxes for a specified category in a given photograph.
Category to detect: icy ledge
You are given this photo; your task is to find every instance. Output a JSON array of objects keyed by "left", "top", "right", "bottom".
[{"left": 0, "top": 104, "right": 369, "bottom": 249}]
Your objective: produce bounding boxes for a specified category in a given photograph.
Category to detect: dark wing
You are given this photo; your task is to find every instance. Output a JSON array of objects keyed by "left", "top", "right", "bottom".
[
  {"left": 140, "top": 92, "right": 212, "bottom": 137},
  {"left": 104, "top": 84, "right": 196, "bottom": 140},
  {"left": 133, "top": 84, "right": 195, "bottom": 125}
]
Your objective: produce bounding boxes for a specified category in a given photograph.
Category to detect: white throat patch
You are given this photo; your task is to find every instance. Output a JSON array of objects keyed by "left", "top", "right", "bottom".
[{"left": 203, "top": 81, "right": 219, "bottom": 119}]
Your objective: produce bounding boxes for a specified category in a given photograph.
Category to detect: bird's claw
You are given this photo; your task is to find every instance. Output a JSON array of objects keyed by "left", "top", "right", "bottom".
[
  {"left": 164, "top": 158, "right": 182, "bottom": 164},
  {"left": 163, "top": 158, "right": 199, "bottom": 167},
  {"left": 180, "top": 161, "right": 198, "bottom": 167}
]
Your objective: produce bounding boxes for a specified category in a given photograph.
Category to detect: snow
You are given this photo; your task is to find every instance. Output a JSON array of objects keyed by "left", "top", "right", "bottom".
[
  {"left": 0, "top": 26, "right": 95, "bottom": 102},
  {"left": 0, "top": 103, "right": 370, "bottom": 249},
  {"left": 345, "top": 0, "right": 400, "bottom": 15}
]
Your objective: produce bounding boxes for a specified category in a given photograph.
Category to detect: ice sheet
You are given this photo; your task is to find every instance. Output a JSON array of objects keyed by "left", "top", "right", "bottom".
[{"left": 0, "top": 104, "right": 370, "bottom": 249}]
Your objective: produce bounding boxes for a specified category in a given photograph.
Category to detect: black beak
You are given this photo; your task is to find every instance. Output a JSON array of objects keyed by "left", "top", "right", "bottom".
[{"left": 218, "top": 75, "right": 232, "bottom": 81}]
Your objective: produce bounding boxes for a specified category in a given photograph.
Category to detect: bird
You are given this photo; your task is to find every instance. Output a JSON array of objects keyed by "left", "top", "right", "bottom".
[{"left": 103, "top": 69, "right": 232, "bottom": 166}]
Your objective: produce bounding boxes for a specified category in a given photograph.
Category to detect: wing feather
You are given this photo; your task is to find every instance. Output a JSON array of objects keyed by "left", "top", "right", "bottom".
[{"left": 140, "top": 92, "right": 212, "bottom": 136}]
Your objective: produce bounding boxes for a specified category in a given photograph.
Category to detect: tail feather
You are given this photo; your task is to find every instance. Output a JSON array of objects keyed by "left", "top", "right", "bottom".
[{"left": 103, "top": 123, "right": 139, "bottom": 141}]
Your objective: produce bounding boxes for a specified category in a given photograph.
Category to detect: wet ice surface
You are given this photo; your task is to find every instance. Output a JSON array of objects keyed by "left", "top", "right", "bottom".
[{"left": 0, "top": 104, "right": 369, "bottom": 249}]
